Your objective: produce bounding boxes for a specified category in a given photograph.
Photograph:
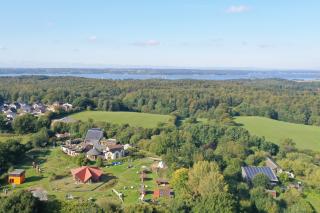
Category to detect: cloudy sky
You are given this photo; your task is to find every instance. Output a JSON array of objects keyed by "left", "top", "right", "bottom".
[{"left": 0, "top": 0, "right": 319, "bottom": 69}]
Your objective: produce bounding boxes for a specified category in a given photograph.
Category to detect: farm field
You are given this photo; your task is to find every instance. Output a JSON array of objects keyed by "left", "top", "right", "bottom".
[
  {"left": 3, "top": 148, "right": 161, "bottom": 206},
  {"left": 70, "top": 111, "right": 172, "bottom": 128},
  {"left": 235, "top": 116, "right": 320, "bottom": 151}
]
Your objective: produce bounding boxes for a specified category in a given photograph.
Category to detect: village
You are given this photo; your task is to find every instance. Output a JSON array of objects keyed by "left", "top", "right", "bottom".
[{"left": 0, "top": 101, "right": 73, "bottom": 121}]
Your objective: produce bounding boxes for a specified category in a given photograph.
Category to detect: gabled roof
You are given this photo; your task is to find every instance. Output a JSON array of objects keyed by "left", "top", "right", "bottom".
[
  {"left": 265, "top": 157, "right": 280, "bottom": 170},
  {"left": 106, "top": 144, "right": 123, "bottom": 152},
  {"left": 87, "top": 148, "right": 102, "bottom": 156},
  {"left": 242, "top": 166, "right": 278, "bottom": 182},
  {"left": 70, "top": 166, "right": 103, "bottom": 183},
  {"left": 85, "top": 128, "right": 103, "bottom": 144}
]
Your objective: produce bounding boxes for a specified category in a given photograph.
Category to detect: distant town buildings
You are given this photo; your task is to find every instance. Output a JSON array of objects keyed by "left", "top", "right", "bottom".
[{"left": 0, "top": 101, "right": 73, "bottom": 121}]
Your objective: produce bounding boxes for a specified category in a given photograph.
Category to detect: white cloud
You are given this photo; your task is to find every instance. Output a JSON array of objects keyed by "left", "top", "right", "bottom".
[
  {"left": 226, "top": 5, "right": 250, "bottom": 14},
  {"left": 132, "top": 39, "right": 160, "bottom": 47},
  {"left": 88, "top": 35, "right": 97, "bottom": 42}
]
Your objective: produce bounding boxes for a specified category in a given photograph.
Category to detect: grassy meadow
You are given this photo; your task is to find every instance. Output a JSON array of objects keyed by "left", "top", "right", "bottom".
[
  {"left": 3, "top": 148, "right": 160, "bottom": 206},
  {"left": 70, "top": 111, "right": 172, "bottom": 128},
  {"left": 235, "top": 116, "right": 320, "bottom": 151},
  {"left": 0, "top": 133, "right": 32, "bottom": 143}
]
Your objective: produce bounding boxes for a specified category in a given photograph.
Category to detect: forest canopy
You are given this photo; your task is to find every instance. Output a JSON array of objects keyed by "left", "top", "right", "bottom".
[{"left": 1, "top": 76, "right": 320, "bottom": 125}]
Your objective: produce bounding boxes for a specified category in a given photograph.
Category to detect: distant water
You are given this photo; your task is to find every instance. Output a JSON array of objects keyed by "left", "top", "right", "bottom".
[{"left": 1, "top": 70, "right": 320, "bottom": 81}]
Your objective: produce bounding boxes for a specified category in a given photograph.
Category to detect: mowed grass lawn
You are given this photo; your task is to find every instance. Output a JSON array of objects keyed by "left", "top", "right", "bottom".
[
  {"left": 235, "top": 116, "right": 320, "bottom": 151},
  {"left": 70, "top": 111, "right": 172, "bottom": 128}
]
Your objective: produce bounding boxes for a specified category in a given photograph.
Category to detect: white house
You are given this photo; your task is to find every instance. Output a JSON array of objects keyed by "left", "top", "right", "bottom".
[{"left": 62, "top": 103, "right": 73, "bottom": 111}]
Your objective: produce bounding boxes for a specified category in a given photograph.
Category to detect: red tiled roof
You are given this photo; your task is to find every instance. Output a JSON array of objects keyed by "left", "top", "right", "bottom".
[{"left": 70, "top": 166, "right": 103, "bottom": 183}]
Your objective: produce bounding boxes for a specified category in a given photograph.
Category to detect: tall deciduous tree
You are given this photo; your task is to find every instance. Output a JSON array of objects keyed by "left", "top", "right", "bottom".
[{"left": 0, "top": 191, "right": 40, "bottom": 213}]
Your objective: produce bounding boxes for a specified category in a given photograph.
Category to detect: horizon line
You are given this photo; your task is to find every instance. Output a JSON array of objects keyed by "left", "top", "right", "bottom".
[{"left": 0, "top": 66, "right": 320, "bottom": 72}]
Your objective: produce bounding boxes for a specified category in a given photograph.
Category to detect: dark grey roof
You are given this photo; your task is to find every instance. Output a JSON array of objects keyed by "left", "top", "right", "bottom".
[
  {"left": 9, "top": 169, "right": 25, "bottom": 175},
  {"left": 93, "top": 142, "right": 105, "bottom": 152},
  {"left": 85, "top": 128, "right": 103, "bottom": 143},
  {"left": 242, "top": 166, "right": 278, "bottom": 182},
  {"left": 87, "top": 148, "right": 102, "bottom": 156}
]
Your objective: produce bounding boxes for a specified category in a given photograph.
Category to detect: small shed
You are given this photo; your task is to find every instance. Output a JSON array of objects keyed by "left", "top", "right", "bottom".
[
  {"left": 156, "top": 178, "right": 169, "bottom": 186},
  {"left": 266, "top": 189, "right": 277, "bottom": 198},
  {"left": 8, "top": 169, "right": 25, "bottom": 185},
  {"left": 153, "top": 188, "right": 174, "bottom": 199}
]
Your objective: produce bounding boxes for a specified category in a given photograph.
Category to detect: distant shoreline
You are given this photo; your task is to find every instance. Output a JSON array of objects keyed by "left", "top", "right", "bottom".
[{"left": 1, "top": 68, "right": 320, "bottom": 81}]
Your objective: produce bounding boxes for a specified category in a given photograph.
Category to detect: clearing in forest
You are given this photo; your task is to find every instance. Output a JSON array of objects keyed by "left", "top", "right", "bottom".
[
  {"left": 70, "top": 111, "right": 171, "bottom": 128},
  {"left": 235, "top": 116, "right": 320, "bottom": 151}
]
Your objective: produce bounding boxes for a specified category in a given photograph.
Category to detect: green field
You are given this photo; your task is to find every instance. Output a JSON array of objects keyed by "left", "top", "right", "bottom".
[
  {"left": 0, "top": 134, "right": 32, "bottom": 143},
  {"left": 70, "top": 111, "right": 172, "bottom": 128},
  {"left": 235, "top": 116, "right": 320, "bottom": 151},
  {"left": 3, "top": 148, "right": 161, "bottom": 206},
  {"left": 306, "top": 192, "right": 320, "bottom": 212}
]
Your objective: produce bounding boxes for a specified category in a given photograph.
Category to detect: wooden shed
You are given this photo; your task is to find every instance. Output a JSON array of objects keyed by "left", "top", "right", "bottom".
[{"left": 8, "top": 169, "right": 25, "bottom": 185}]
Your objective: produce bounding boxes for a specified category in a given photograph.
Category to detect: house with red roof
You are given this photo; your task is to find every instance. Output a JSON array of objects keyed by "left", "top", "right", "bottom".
[{"left": 70, "top": 166, "right": 103, "bottom": 183}]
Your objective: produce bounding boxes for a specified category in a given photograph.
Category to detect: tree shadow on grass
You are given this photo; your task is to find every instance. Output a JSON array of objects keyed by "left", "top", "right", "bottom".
[
  {"left": 232, "top": 121, "right": 244, "bottom": 126},
  {"left": 143, "top": 177, "right": 153, "bottom": 181},
  {"left": 101, "top": 174, "right": 118, "bottom": 182},
  {"left": 25, "top": 176, "right": 43, "bottom": 183},
  {"left": 95, "top": 174, "right": 118, "bottom": 191},
  {"left": 24, "top": 149, "right": 51, "bottom": 165},
  {"left": 145, "top": 190, "right": 153, "bottom": 195},
  {"left": 27, "top": 149, "right": 51, "bottom": 158}
]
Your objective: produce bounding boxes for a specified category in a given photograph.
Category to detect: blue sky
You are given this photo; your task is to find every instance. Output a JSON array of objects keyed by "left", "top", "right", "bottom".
[{"left": 0, "top": 0, "right": 319, "bottom": 69}]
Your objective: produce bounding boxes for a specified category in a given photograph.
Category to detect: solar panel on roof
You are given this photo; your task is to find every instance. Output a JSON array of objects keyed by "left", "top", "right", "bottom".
[{"left": 242, "top": 166, "right": 278, "bottom": 182}]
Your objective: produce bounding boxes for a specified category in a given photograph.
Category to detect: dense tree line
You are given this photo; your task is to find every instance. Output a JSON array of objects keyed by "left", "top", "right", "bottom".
[{"left": 1, "top": 77, "right": 320, "bottom": 125}]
